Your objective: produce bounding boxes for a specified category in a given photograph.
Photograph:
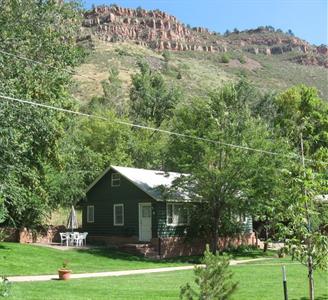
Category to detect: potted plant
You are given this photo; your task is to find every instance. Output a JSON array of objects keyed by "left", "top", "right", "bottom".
[{"left": 58, "top": 260, "right": 72, "bottom": 280}]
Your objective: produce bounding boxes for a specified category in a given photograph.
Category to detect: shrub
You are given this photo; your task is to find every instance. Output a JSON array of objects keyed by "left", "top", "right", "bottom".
[
  {"left": 162, "top": 50, "right": 171, "bottom": 62},
  {"left": 238, "top": 56, "right": 246, "bottom": 64},
  {"left": 0, "top": 229, "right": 8, "bottom": 242},
  {"left": 221, "top": 53, "right": 230, "bottom": 63},
  {"left": 0, "top": 276, "right": 11, "bottom": 297},
  {"left": 180, "top": 245, "right": 238, "bottom": 300}
]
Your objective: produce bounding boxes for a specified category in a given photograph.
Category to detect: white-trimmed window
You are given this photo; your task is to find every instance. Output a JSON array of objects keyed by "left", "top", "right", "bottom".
[
  {"left": 114, "top": 204, "right": 124, "bottom": 226},
  {"left": 87, "top": 205, "right": 94, "bottom": 223},
  {"left": 111, "top": 173, "right": 121, "bottom": 187},
  {"left": 167, "top": 203, "right": 189, "bottom": 226}
]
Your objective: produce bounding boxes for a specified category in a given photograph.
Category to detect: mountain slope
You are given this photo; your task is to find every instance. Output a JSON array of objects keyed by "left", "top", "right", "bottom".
[{"left": 72, "top": 4, "right": 328, "bottom": 102}]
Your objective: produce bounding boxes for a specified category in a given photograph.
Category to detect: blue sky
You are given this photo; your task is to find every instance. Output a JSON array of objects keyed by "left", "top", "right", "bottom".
[{"left": 83, "top": 0, "right": 328, "bottom": 45}]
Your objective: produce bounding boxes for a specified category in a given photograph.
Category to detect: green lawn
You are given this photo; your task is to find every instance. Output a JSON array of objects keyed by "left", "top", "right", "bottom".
[
  {"left": 0, "top": 242, "right": 187, "bottom": 276},
  {"left": 0, "top": 242, "right": 276, "bottom": 276},
  {"left": 8, "top": 264, "right": 328, "bottom": 300},
  {"left": 1, "top": 243, "right": 327, "bottom": 299}
]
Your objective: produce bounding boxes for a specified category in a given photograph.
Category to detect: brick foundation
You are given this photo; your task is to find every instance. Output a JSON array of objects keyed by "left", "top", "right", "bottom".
[
  {"left": 152, "top": 233, "right": 257, "bottom": 258},
  {"left": 87, "top": 235, "right": 139, "bottom": 247},
  {"left": 0, "top": 226, "right": 68, "bottom": 244},
  {"left": 86, "top": 232, "right": 257, "bottom": 258}
]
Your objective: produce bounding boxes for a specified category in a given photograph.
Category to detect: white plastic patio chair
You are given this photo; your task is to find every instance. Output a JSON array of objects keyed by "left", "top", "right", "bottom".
[
  {"left": 80, "top": 232, "right": 88, "bottom": 246},
  {"left": 72, "top": 232, "right": 81, "bottom": 247},
  {"left": 59, "top": 232, "right": 68, "bottom": 246}
]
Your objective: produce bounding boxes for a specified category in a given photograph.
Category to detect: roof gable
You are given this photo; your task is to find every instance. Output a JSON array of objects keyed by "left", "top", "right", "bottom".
[{"left": 86, "top": 165, "right": 188, "bottom": 201}]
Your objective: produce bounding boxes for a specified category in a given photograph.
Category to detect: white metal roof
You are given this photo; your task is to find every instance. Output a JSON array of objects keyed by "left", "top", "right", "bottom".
[
  {"left": 111, "top": 166, "right": 188, "bottom": 201},
  {"left": 85, "top": 165, "right": 189, "bottom": 201}
]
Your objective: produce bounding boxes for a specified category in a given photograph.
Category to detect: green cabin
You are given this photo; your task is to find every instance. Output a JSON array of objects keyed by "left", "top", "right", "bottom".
[{"left": 81, "top": 165, "right": 254, "bottom": 258}]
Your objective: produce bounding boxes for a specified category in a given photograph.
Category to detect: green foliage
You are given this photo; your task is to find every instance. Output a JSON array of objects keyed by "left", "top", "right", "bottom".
[
  {"left": 0, "top": 276, "right": 11, "bottom": 297},
  {"left": 277, "top": 168, "right": 328, "bottom": 271},
  {"left": 73, "top": 110, "right": 133, "bottom": 173},
  {"left": 130, "top": 62, "right": 181, "bottom": 127},
  {"left": 162, "top": 51, "right": 171, "bottom": 63},
  {"left": 224, "top": 30, "right": 231, "bottom": 36},
  {"left": 221, "top": 54, "right": 230, "bottom": 63},
  {"left": 238, "top": 56, "right": 246, "bottom": 64},
  {"left": 274, "top": 85, "right": 328, "bottom": 156},
  {"left": 0, "top": 0, "right": 85, "bottom": 228},
  {"left": 166, "top": 81, "right": 279, "bottom": 251},
  {"left": 0, "top": 194, "right": 6, "bottom": 224},
  {"left": 180, "top": 246, "right": 238, "bottom": 300},
  {"left": 88, "top": 66, "right": 127, "bottom": 115}
]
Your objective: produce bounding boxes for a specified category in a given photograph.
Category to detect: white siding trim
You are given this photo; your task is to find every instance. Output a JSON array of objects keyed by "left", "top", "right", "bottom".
[
  {"left": 87, "top": 205, "right": 94, "bottom": 223},
  {"left": 113, "top": 204, "right": 124, "bottom": 226},
  {"left": 111, "top": 173, "right": 121, "bottom": 187},
  {"left": 166, "top": 203, "right": 189, "bottom": 226}
]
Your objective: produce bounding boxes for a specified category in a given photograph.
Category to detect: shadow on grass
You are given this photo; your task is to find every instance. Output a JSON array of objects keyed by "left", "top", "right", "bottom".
[
  {"left": 74, "top": 246, "right": 275, "bottom": 265},
  {"left": 74, "top": 246, "right": 202, "bottom": 264},
  {"left": 292, "top": 295, "right": 328, "bottom": 300},
  {"left": 221, "top": 247, "right": 277, "bottom": 260}
]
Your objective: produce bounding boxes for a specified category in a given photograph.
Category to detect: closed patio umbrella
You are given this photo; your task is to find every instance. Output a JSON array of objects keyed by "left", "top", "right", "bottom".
[{"left": 67, "top": 206, "right": 78, "bottom": 233}]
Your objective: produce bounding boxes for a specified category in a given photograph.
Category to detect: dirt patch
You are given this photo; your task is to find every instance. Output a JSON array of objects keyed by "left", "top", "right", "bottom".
[{"left": 228, "top": 57, "right": 262, "bottom": 70}]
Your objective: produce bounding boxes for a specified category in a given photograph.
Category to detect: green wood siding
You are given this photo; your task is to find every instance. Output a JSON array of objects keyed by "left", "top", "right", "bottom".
[
  {"left": 81, "top": 168, "right": 254, "bottom": 239},
  {"left": 154, "top": 202, "right": 187, "bottom": 238},
  {"left": 82, "top": 169, "right": 154, "bottom": 237}
]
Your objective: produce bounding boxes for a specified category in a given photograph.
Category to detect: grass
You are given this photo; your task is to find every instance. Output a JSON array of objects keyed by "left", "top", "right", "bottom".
[
  {"left": 1, "top": 243, "right": 326, "bottom": 299},
  {"left": 0, "top": 242, "right": 279, "bottom": 276},
  {"left": 7, "top": 263, "right": 328, "bottom": 299},
  {"left": 0, "top": 242, "right": 187, "bottom": 276},
  {"left": 72, "top": 40, "right": 328, "bottom": 107}
]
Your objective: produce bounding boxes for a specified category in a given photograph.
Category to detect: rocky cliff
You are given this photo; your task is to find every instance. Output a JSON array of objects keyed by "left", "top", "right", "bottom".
[{"left": 82, "top": 5, "right": 327, "bottom": 68}]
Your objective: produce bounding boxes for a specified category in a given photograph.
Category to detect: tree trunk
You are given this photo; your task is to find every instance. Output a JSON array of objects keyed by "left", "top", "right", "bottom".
[
  {"left": 263, "top": 226, "right": 269, "bottom": 253},
  {"left": 212, "top": 230, "right": 218, "bottom": 255},
  {"left": 211, "top": 217, "right": 219, "bottom": 254},
  {"left": 308, "top": 256, "right": 315, "bottom": 300}
]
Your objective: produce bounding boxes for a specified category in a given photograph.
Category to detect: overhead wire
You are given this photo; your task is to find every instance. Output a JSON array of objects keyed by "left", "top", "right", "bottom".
[
  {"left": 1, "top": 93, "right": 327, "bottom": 166},
  {"left": 0, "top": 49, "right": 97, "bottom": 82},
  {"left": 0, "top": 49, "right": 327, "bottom": 165}
]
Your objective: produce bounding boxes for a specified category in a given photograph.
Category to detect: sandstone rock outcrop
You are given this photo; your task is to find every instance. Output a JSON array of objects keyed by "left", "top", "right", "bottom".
[
  {"left": 83, "top": 5, "right": 222, "bottom": 52},
  {"left": 82, "top": 5, "right": 327, "bottom": 68}
]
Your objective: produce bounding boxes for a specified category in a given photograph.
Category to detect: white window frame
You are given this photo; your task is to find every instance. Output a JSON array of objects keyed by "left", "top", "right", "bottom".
[
  {"left": 111, "top": 173, "right": 121, "bottom": 187},
  {"left": 113, "top": 204, "right": 124, "bottom": 226},
  {"left": 166, "top": 203, "right": 190, "bottom": 226},
  {"left": 87, "top": 205, "right": 94, "bottom": 223}
]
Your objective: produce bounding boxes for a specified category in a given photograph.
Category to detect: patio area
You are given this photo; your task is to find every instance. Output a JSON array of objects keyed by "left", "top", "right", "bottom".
[{"left": 32, "top": 242, "right": 97, "bottom": 251}]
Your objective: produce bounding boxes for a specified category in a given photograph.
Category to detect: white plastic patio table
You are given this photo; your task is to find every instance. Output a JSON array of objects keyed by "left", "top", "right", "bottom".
[
  {"left": 67, "top": 232, "right": 79, "bottom": 246},
  {"left": 60, "top": 232, "right": 86, "bottom": 246}
]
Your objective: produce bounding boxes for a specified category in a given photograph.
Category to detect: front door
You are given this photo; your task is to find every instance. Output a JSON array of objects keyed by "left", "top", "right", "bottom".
[{"left": 139, "top": 203, "right": 152, "bottom": 242}]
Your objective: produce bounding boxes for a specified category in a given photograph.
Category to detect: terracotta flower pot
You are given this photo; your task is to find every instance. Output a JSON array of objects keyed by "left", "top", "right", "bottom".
[{"left": 58, "top": 269, "right": 72, "bottom": 280}]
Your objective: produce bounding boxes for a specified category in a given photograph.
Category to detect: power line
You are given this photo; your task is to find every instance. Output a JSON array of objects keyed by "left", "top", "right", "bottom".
[
  {"left": 1, "top": 93, "right": 326, "bottom": 165},
  {"left": 0, "top": 49, "right": 97, "bottom": 82}
]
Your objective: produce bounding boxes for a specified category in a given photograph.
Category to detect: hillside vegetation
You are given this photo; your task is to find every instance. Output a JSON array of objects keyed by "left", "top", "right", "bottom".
[
  {"left": 72, "top": 40, "right": 328, "bottom": 104},
  {"left": 72, "top": 4, "right": 328, "bottom": 103}
]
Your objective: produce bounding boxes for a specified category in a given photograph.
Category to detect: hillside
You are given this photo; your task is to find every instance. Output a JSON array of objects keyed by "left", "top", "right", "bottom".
[{"left": 73, "top": 4, "right": 328, "bottom": 102}]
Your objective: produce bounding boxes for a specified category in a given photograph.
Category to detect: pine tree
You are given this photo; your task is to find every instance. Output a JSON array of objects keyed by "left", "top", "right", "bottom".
[{"left": 180, "top": 246, "right": 238, "bottom": 300}]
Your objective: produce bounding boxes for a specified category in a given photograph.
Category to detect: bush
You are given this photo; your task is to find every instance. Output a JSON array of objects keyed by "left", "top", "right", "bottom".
[
  {"left": 238, "top": 56, "right": 246, "bottom": 64},
  {"left": 0, "top": 229, "right": 8, "bottom": 242},
  {"left": 221, "top": 53, "right": 230, "bottom": 63},
  {"left": 0, "top": 276, "right": 11, "bottom": 297},
  {"left": 180, "top": 245, "right": 238, "bottom": 300},
  {"left": 162, "top": 50, "right": 171, "bottom": 62}
]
